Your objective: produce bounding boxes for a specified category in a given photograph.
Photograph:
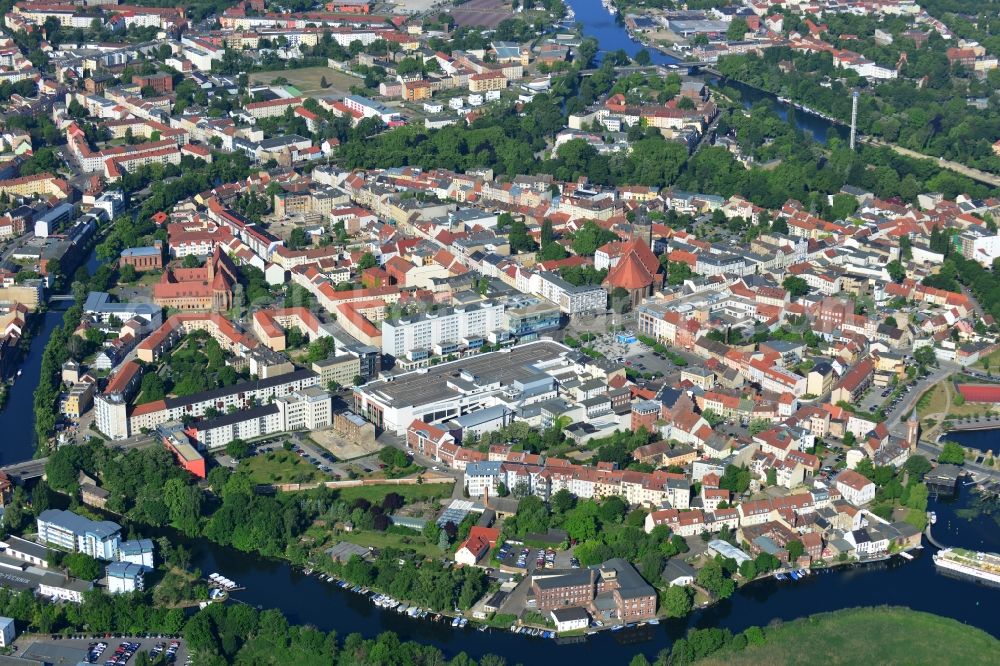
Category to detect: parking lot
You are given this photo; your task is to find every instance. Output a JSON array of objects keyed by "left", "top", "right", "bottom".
[
  {"left": 496, "top": 542, "right": 578, "bottom": 573},
  {"left": 15, "top": 636, "right": 189, "bottom": 666}
]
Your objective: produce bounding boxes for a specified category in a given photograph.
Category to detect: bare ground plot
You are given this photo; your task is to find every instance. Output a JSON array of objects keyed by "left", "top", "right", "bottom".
[
  {"left": 449, "top": 0, "right": 511, "bottom": 28},
  {"left": 250, "top": 67, "right": 361, "bottom": 98},
  {"left": 309, "top": 428, "right": 382, "bottom": 459},
  {"left": 389, "top": 0, "right": 445, "bottom": 13}
]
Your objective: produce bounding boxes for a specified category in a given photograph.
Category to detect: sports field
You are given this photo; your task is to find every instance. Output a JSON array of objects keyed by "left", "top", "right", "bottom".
[
  {"left": 450, "top": 0, "right": 510, "bottom": 28},
  {"left": 249, "top": 67, "right": 360, "bottom": 98}
]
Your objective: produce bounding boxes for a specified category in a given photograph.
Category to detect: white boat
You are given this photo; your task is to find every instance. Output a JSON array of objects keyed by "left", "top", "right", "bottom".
[
  {"left": 933, "top": 548, "right": 1000, "bottom": 584},
  {"left": 899, "top": 551, "right": 914, "bottom": 560},
  {"left": 929, "top": 512, "right": 938, "bottom": 524}
]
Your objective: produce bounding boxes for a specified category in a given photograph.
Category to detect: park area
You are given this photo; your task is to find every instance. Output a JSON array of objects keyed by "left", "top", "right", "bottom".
[
  {"left": 249, "top": 67, "right": 360, "bottom": 98},
  {"left": 699, "top": 607, "right": 999, "bottom": 665},
  {"left": 240, "top": 449, "right": 324, "bottom": 485}
]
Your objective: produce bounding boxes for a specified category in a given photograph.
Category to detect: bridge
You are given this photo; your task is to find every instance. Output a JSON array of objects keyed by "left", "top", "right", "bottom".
[
  {"left": 3, "top": 435, "right": 156, "bottom": 482},
  {"left": 577, "top": 62, "right": 715, "bottom": 77},
  {"left": 47, "top": 295, "right": 75, "bottom": 303}
]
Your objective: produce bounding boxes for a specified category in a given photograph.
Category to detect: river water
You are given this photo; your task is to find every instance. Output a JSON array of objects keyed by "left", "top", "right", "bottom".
[
  {"left": 159, "top": 483, "right": 998, "bottom": 664},
  {"left": 0, "top": 247, "right": 101, "bottom": 464}
]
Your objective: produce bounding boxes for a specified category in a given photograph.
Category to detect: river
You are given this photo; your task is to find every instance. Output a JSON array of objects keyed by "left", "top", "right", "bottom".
[
  {"left": 0, "top": 246, "right": 101, "bottom": 465},
  {"left": 564, "top": 0, "right": 849, "bottom": 144},
  {"left": 154, "top": 483, "right": 998, "bottom": 664}
]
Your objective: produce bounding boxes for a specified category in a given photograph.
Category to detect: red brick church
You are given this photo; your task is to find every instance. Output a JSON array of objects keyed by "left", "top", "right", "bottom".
[
  {"left": 153, "top": 246, "right": 237, "bottom": 311},
  {"left": 602, "top": 238, "right": 662, "bottom": 309}
]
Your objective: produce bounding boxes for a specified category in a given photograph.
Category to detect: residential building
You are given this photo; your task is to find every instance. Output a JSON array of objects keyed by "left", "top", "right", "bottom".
[{"left": 36, "top": 509, "right": 121, "bottom": 560}]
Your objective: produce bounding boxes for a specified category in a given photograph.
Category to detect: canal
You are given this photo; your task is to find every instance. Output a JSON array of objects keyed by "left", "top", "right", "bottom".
[
  {"left": 0, "top": 247, "right": 101, "bottom": 465},
  {"left": 943, "top": 429, "right": 1000, "bottom": 456}
]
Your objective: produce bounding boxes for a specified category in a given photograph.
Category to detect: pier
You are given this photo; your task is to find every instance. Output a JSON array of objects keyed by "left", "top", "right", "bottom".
[{"left": 924, "top": 521, "right": 947, "bottom": 550}]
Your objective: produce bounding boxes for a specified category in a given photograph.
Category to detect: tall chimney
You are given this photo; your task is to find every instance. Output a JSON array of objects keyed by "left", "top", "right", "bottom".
[{"left": 850, "top": 91, "right": 859, "bottom": 150}]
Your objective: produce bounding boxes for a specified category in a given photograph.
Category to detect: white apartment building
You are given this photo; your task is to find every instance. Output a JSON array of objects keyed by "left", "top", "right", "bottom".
[
  {"left": 127, "top": 370, "right": 319, "bottom": 438},
  {"left": 36, "top": 510, "right": 121, "bottom": 560},
  {"left": 380, "top": 301, "right": 505, "bottom": 358},
  {"left": 464, "top": 461, "right": 502, "bottom": 497},
  {"left": 275, "top": 386, "right": 332, "bottom": 430},
  {"left": 106, "top": 562, "right": 145, "bottom": 594},
  {"left": 835, "top": 470, "right": 876, "bottom": 506},
  {"left": 0, "top": 617, "right": 13, "bottom": 647}
]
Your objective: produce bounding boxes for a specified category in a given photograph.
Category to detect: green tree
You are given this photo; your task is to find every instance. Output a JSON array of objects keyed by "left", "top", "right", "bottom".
[
  {"left": 766, "top": 467, "right": 777, "bottom": 486},
  {"left": 696, "top": 559, "right": 729, "bottom": 598},
  {"left": 782, "top": 276, "right": 809, "bottom": 298},
  {"left": 662, "top": 583, "right": 693, "bottom": 618},
  {"left": 225, "top": 438, "right": 252, "bottom": 459},
  {"left": 938, "top": 441, "right": 966, "bottom": 465},
  {"left": 903, "top": 455, "right": 932, "bottom": 480},
  {"left": 572, "top": 221, "right": 618, "bottom": 256},
  {"left": 508, "top": 219, "right": 537, "bottom": 253},
  {"left": 358, "top": 252, "right": 377, "bottom": 270},
  {"left": 119, "top": 264, "right": 138, "bottom": 283},
  {"left": 63, "top": 552, "right": 101, "bottom": 580},
  {"left": 139, "top": 373, "right": 166, "bottom": 403},
  {"left": 914, "top": 346, "right": 937, "bottom": 367},
  {"left": 550, "top": 488, "right": 576, "bottom": 513},
  {"left": 748, "top": 418, "right": 772, "bottom": 436},
  {"left": 726, "top": 17, "right": 749, "bottom": 41},
  {"left": 886, "top": 260, "right": 906, "bottom": 283},
  {"left": 787, "top": 539, "right": 804, "bottom": 563}
]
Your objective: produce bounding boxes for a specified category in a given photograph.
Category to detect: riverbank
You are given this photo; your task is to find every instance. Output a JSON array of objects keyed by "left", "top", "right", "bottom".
[{"left": 697, "top": 606, "right": 1000, "bottom": 665}]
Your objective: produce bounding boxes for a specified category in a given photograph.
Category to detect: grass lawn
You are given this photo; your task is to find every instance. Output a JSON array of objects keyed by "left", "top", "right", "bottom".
[
  {"left": 249, "top": 67, "right": 360, "bottom": 97},
  {"left": 698, "top": 607, "right": 999, "bottom": 665},
  {"left": 335, "top": 529, "right": 439, "bottom": 557},
  {"left": 918, "top": 376, "right": 999, "bottom": 427},
  {"left": 240, "top": 450, "right": 323, "bottom": 485},
  {"left": 334, "top": 482, "right": 454, "bottom": 505}
]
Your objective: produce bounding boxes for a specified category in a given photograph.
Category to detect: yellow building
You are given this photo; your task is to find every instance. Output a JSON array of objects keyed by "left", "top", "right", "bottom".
[
  {"left": 62, "top": 382, "right": 95, "bottom": 419},
  {"left": 403, "top": 80, "right": 432, "bottom": 101},
  {"left": 469, "top": 71, "right": 507, "bottom": 93},
  {"left": 312, "top": 355, "right": 361, "bottom": 388}
]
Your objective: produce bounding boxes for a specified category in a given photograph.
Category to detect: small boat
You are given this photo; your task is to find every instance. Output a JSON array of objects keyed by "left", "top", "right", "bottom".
[
  {"left": 451, "top": 617, "right": 461, "bottom": 627},
  {"left": 929, "top": 512, "right": 937, "bottom": 524},
  {"left": 647, "top": 619, "right": 659, "bottom": 625},
  {"left": 478, "top": 625, "right": 488, "bottom": 632},
  {"left": 775, "top": 572, "right": 787, "bottom": 581},
  {"left": 16, "top": 369, "right": 21, "bottom": 377},
  {"left": 459, "top": 618, "right": 468, "bottom": 628},
  {"left": 303, "top": 568, "right": 313, "bottom": 575},
  {"left": 899, "top": 551, "right": 914, "bottom": 561},
  {"left": 610, "top": 625, "right": 624, "bottom": 632},
  {"left": 789, "top": 570, "right": 800, "bottom": 580},
  {"left": 798, "top": 569, "right": 808, "bottom": 577}
]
